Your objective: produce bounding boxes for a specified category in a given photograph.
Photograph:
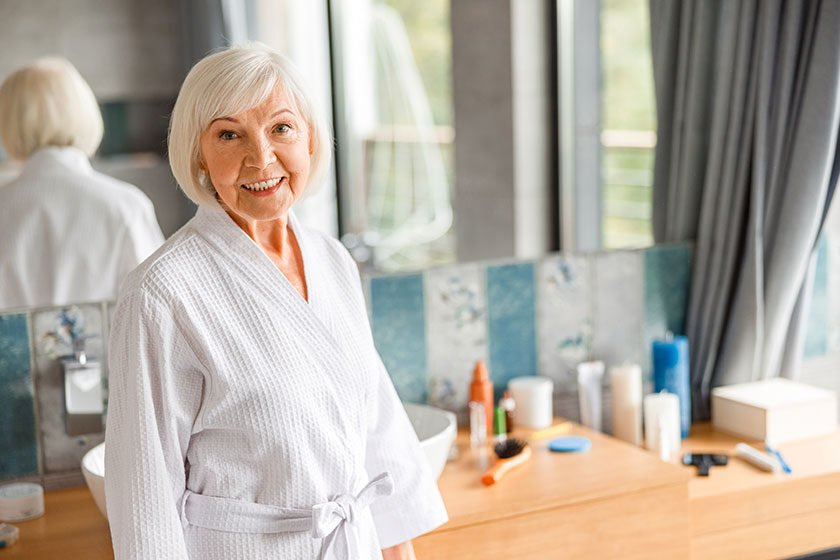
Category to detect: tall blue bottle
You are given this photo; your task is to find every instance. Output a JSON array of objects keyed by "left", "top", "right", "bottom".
[{"left": 652, "top": 335, "right": 691, "bottom": 438}]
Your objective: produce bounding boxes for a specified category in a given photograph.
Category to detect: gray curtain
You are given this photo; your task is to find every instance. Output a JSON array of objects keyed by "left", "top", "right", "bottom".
[{"left": 650, "top": 0, "right": 840, "bottom": 418}]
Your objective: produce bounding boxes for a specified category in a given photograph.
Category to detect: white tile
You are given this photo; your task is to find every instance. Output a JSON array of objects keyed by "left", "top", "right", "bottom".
[
  {"left": 590, "top": 250, "right": 645, "bottom": 372},
  {"left": 425, "top": 264, "right": 488, "bottom": 413},
  {"left": 537, "top": 254, "right": 592, "bottom": 392}
]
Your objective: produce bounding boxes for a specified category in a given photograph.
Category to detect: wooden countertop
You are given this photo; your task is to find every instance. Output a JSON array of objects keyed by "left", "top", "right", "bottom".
[
  {"left": 679, "top": 423, "right": 840, "bottom": 559},
  {"left": 434, "top": 419, "right": 690, "bottom": 532},
  {"left": 6, "top": 421, "right": 840, "bottom": 559},
  {"left": 2, "top": 486, "right": 112, "bottom": 559}
]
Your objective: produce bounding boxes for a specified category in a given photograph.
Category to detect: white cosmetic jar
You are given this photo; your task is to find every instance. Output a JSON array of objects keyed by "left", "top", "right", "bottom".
[{"left": 508, "top": 376, "right": 554, "bottom": 429}]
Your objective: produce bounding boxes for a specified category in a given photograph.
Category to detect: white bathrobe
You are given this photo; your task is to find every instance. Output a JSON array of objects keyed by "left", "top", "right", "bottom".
[
  {"left": 0, "top": 146, "right": 164, "bottom": 310},
  {"left": 105, "top": 201, "right": 448, "bottom": 559}
]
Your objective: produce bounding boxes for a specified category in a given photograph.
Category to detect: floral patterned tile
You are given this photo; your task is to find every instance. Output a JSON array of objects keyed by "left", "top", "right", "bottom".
[
  {"left": 425, "top": 263, "right": 488, "bottom": 414},
  {"left": 369, "top": 274, "right": 428, "bottom": 404},
  {"left": 32, "top": 305, "right": 106, "bottom": 473},
  {"left": 486, "top": 262, "right": 537, "bottom": 400},
  {"left": 536, "top": 255, "right": 593, "bottom": 392},
  {"left": 0, "top": 312, "right": 39, "bottom": 481},
  {"left": 591, "top": 251, "right": 645, "bottom": 381}
]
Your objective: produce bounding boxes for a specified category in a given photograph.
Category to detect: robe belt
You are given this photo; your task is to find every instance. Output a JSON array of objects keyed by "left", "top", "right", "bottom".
[{"left": 181, "top": 472, "right": 394, "bottom": 560}]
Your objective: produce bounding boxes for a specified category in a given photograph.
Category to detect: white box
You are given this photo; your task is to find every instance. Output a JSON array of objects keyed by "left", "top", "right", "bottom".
[{"left": 711, "top": 379, "right": 838, "bottom": 443}]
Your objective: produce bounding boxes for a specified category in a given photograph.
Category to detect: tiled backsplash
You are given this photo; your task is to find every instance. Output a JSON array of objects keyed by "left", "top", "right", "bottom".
[
  {"left": 368, "top": 245, "right": 693, "bottom": 426},
  {"left": 0, "top": 245, "right": 694, "bottom": 485},
  {"left": 8, "top": 234, "right": 840, "bottom": 488},
  {"left": 4, "top": 237, "right": 839, "bottom": 487},
  {"left": 0, "top": 304, "right": 110, "bottom": 486}
]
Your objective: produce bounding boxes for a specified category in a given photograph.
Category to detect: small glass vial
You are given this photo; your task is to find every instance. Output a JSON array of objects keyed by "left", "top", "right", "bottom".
[
  {"left": 492, "top": 405, "right": 507, "bottom": 445},
  {"left": 499, "top": 391, "right": 515, "bottom": 433},
  {"left": 469, "top": 401, "right": 487, "bottom": 448}
]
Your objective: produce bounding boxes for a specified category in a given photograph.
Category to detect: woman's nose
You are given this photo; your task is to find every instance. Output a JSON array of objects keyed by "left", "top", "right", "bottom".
[{"left": 244, "top": 135, "right": 277, "bottom": 168}]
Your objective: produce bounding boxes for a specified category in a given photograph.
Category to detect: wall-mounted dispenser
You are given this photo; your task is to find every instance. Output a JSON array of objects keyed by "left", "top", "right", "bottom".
[{"left": 61, "top": 336, "right": 103, "bottom": 436}]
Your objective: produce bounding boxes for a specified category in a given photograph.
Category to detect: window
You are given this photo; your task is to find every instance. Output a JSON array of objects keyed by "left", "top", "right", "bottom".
[
  {"left": 601, "top": 0, "right": 657, "bottom": 249},
  {"left": 329, "top": 0, "right": 455, "bottom": 271},
  {"left": 559, "top": 0, "right": 656, "bottom": 251}
]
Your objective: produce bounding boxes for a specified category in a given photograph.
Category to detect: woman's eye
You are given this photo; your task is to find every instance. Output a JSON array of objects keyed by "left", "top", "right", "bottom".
[
  {"left": 274, "top": 124, "right": 291, "bottom": 134},
  {"left": 219, "top": 130, "right": 237, "bottom": 140}
]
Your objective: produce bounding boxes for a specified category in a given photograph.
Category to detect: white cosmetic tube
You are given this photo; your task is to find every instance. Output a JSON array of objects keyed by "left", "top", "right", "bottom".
[
  {"left": 643, "top": 391, "right": 680, "bottom": 461},
  {"left": 577, "top": 361, "right": 604, "bottom": 432},
  {"left": 609, "top": 364, "right": 643, "bottom": 446}
]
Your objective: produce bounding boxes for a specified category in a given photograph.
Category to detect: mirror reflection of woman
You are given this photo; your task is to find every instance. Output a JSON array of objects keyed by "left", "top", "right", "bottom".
[
  {"left": 0, "top": 57, "right": 165, "bottom": 310},
  {"left": 105, "top": 43, "right": 447, "bottom": 559}
]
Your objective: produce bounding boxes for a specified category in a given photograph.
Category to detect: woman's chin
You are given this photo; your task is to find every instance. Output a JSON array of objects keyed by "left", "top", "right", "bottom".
[{"left": 222, "top": 190, "right": 295, "bottom": 222}]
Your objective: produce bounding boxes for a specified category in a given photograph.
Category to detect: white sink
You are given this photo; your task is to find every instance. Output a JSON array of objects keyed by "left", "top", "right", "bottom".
[
  {"left": 81, "top": 442, "right": 106, "bottom": 518},
  {"left": 82, "top": 404, "right": 456, "bottom": 519},
  {"left": 402, "top": 402, "right": 457, "bottom": 480}
]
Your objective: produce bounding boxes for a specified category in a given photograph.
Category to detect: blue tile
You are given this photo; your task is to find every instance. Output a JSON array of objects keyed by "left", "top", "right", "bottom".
[
  {"left": 486, "top": 263, "right": 537, "bottom": 400},
  {"left": 804, "top": 236, "right": 828, "bottom": 358},
  {"left": 643, "top": 244, "right": 692, "bottom": 336},
  {"left": 642, "top": 244, "right": 692, "bottom": 384},
  {"left": 370, "top": 274, "right": 427, "bottom": 403},
  {"left": 0, "top": 313, "right": 39, "bottom": 480}
]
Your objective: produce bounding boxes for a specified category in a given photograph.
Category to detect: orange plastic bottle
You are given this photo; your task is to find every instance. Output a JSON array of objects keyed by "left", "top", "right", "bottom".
[{"left": 470, "top": 361, "right": 494, "bottom": 436}]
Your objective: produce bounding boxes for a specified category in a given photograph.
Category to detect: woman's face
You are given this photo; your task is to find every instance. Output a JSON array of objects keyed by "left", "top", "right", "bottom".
[{"left": 199, "top": 87, "right": 312, "bottom": 224}]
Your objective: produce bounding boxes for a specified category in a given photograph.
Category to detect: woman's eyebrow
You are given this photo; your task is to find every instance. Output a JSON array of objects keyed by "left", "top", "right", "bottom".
[
  {"left": 211, "top": 116, "right": 240, "bottom": 125},
  {"left": 210, "top": 109, "right": 295, "bottom": 125}
]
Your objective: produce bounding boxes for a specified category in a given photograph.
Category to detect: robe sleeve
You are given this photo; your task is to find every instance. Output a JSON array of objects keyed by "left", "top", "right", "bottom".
[
  {"left": 364, "top": 353, "right": 449, "bottom": 547},
  {"left": 328, "top": 238, "right": 448, "bottom": 546},
  {"left": 105, "top": 288, "right": 204, "bottom": 560}
]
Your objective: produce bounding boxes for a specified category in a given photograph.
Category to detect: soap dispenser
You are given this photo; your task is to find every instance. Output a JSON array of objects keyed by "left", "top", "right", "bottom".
[{"left": 61, "top": 336, "right": 104, "bottom": 436}]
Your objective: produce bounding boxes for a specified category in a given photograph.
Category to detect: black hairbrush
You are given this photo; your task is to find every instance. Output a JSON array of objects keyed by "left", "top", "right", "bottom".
[{"left": 481, "top": 438, "right": 531, "bottom": 486}]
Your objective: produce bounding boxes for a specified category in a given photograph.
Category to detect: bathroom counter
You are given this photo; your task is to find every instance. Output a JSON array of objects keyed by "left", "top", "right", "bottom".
[
  {"left": 8, "top": 422, "right": 840, "bottom": 559},
  {"left": 415, "top": 420, "right": 840, "bottom": 559},
  {"left": 1, "top": 485, "right": 112, "bottom": 559},
  {"left": 413, "top": 420, "right": 692, "bottom": 559},
  {"left": 680, "top": 423, "right": 840, "bottom": 559}
]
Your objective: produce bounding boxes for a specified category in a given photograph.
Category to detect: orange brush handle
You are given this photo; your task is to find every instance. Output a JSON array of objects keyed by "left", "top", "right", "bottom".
[{"left": 481, "top": 445, "right": 532, "bottom": 486}]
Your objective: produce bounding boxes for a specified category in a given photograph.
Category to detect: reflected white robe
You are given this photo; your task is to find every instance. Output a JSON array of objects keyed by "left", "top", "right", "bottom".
[
  {"left": 0, "top": 146, "right": 164, "bottom": 310},
  {"left": 104, "top": 201, "right": 447, "bottom": 559}
]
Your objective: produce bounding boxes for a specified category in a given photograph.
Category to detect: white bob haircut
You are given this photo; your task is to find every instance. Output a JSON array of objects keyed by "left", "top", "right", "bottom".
[
  {"left": 168, "top": 42, "right": 332, "bottom": 207},
  {"left": 0, "top": 57, "right": 104, "bottom": 161}
]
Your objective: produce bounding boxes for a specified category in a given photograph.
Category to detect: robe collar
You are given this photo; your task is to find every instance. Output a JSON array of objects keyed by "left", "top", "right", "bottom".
[
  {"left": 193, "top": 198, "right": 358, "bottom": 370},
  {"left": 24, "top": 146, "right": 93, "bottom": 176},
  {"left": 193, "top": 199, "right": 318, "bottom": 309}
]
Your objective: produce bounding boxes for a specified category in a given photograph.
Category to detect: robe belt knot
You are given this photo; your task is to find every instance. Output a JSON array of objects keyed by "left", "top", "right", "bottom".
[
  {"left": 310, "top": 472, "right": 394, "bottom": 559},
  {"left": 181, "top": 472, "right": 394, "bottom": 560}
]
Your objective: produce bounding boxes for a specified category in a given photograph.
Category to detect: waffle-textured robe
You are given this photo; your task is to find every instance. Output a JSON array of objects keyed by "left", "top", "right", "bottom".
[
  {"left": 105, "top": 201, "right": 448, "bottom": 559},
  {"left": 0, "top": 146, "right": 163, "bottom": 310}
]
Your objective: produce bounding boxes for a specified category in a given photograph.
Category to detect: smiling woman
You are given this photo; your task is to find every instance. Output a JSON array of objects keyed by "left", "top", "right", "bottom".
[
  {"left": 104, "top": 42, "right": 447, "bottom": 560},
  {"left": 198, "top": 91, "right": 314, "bottom": 297}
]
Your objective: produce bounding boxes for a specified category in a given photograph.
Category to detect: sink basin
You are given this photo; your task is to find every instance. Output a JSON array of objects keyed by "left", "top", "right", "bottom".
[
  {"left": 81, "top": 442, "right": 106, "bottom": 518},
  {"left": 402, "top": 402, "right": 458, "bottom": 480},
  {"left": 82, "top": 403, "right": 456, "bottom": 519}
]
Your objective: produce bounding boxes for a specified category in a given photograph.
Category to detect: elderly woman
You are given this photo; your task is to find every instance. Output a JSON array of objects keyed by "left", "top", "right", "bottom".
[
  {"left": 104, "top": 43, "right": 447, "bottom": 559},
  {"left": 0, "top": 57, "right": 164, "bottom": 310}
]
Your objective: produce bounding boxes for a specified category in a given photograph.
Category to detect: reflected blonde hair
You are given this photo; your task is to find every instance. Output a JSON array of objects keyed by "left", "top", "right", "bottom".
[
  {"left": 168, "top": 42, "right": 332, "bottom": 207},
  {"left": 0, "top": 57, "right": 103, "bottom": 160}
]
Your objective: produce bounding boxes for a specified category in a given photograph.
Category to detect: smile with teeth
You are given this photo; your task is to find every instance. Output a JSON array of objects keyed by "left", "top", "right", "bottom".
[{"left": 241, "top": 177, "right": 283, "bottom": 191}]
